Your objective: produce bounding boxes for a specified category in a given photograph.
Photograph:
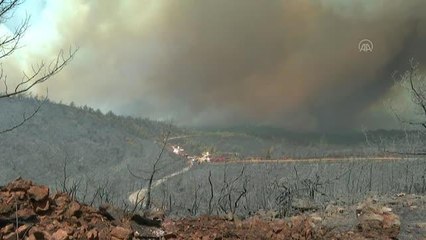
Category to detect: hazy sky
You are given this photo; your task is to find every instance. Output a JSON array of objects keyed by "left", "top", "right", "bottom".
[{"left": 3, "top": 0, "right": 426, "bottom": 132}]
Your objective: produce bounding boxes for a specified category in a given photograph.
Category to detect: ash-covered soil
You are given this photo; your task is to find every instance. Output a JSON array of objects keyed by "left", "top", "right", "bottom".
[{"left": 2, "top": 178, "right": 424, "bottom": 239}]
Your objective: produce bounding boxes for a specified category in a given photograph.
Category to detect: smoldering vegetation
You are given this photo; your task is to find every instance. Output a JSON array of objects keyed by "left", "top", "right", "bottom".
[{"left": 154, "top": 159, "right": 426, "bottom": 217}]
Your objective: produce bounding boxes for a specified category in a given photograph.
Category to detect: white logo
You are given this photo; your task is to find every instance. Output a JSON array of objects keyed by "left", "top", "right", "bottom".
[{"left": 358, "top": 39, "right": 373, "bottom": 53}]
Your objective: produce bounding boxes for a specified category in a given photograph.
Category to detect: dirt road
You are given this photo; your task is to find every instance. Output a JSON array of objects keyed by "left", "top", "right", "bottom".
[
  {"left": 208, "top": 156, "right": 419, "bottom": 164},
  {"left": 128, "top": 166, "right": 192, "bottom": 205}
]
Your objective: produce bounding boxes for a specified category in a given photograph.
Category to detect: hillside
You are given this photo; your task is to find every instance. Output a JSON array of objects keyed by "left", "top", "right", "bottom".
[{"left": 0, "top": 97, "right": 188, "bottom": 205}]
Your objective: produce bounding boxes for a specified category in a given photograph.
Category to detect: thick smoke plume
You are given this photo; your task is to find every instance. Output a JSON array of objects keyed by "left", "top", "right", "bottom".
[{"left": 19, "top": 0, "right": 426, "bottom": 131}]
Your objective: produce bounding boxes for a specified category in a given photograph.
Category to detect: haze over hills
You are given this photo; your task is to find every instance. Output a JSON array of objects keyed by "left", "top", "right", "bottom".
[{"left": 12, "top": 0, "right": 426, "bottom": 132}]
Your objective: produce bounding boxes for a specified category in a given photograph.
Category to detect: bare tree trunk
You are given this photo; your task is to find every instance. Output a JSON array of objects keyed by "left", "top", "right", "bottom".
[
  {"left": 144, "top": 129, "right": 171, "bottom": 210},
  {"left": 208, "top": 170, "right": 214, "bottom": 215}
]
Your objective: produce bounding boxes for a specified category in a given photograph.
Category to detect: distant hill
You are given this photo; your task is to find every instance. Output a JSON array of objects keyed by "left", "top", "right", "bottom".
[
  {"left": 183, "top": 126, "right": 425, "bottom": 159},
  {"left": 196, "top": 125, "right": 419, "bottom": 145}
]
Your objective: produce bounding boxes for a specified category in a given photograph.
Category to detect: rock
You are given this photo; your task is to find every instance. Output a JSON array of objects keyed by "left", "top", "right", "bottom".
[
  {"left": 86, "top": 229, "right": 99, "bottom": 240},
  {"left": 62, "top": 226, "right": 75, "bottom": 236},
  {"left": 1, "top": 224, "right": 14, "bottom": 234},
  {"left": 28, "top": 185, "right": 49, "bottom": 201},
  {"left": 15, "top": 191, "right": 27, "bottom": 200},
  {"left": 0, "top": 179, "right": 165, "bottom": 240},
  {"left": 66, "top": 202, "right": 82, "bottom": 218},
  {"left": 32, "top": 199, "right": 50, "bottom": 214},
  {"left": 356, "top": 201, "right": 400, "bottom": 239},
  {"left": 358, "top": 213, "right": 384, "bottom": 231},
  {"left": 383, "top": 213, "right": 400, "bottom": 238},
  {"left": 309, "top": 213, "right": 323, "bottom": 223},
  {"left": 0, "top": 214, "right": 38, "bottom": 228},
  {"left": 16, "top": 224, "right": 30, "bottom": 238},
  {"left": 110, "top": 226, "right": 133, "bottom": 240},
  {"left": 0, "top": 203, "right": 14, "bottom": 215},
  {"left": 16, "top": 207, "right": 36, "bottom": 219},
  {"left": 3, "top": 232, "right": 16, "bottom": 240},
  {"left": 54, "top": 193, "right": 69, "bottom": 208},
  {"left": 7, "top": 178, "right": 32, "bottom": 191},
  {"left": 381, "top": 206, "right": 392, "bottom": 213},
  {"left": 52, "top": 229, "right": 69, "bottom": 240}
]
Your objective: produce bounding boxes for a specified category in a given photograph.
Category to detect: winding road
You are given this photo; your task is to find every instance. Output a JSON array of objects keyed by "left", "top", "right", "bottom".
[{"left": 128, "top": 166, "right": 192, "bottom": 204}]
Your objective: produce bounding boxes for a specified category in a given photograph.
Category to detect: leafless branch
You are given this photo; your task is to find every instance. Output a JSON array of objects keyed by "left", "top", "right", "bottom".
[
  {"left": 0, "top": 94, "right": 46, "bottom": 134},
  {"left": 0, "top": 1, "right": 23, "bottom": 20},
  {"left": 0, "top": 48, "right": 78, "bottom": 99},
  {"left": 0, "top": 15, "right": 28, "bottom": 60}
]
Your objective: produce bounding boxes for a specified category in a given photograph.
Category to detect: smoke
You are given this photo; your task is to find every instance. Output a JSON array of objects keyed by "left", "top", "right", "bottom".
[{"left": 12, "top": 0, "right": 426, "bottom": 131}]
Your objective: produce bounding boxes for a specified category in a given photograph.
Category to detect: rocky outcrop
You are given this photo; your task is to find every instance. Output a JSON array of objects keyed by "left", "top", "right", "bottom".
[
  {"left": 0, "top": 178, "right": 407, "bottom": 240},
  {"left": 0, "top": 178, "right": 163, "bottom": 240},
  {"left": 356, "top": 199, "right": 400, "bottom": 240}
]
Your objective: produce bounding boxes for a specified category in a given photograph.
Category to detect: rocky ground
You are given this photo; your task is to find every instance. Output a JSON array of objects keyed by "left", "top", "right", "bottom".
[
  {"left": 0, "top": 178, "right": 424, "bottom": 239},
  {"left": 320, "top": 193, "right": 426, "bottom": 239}
]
